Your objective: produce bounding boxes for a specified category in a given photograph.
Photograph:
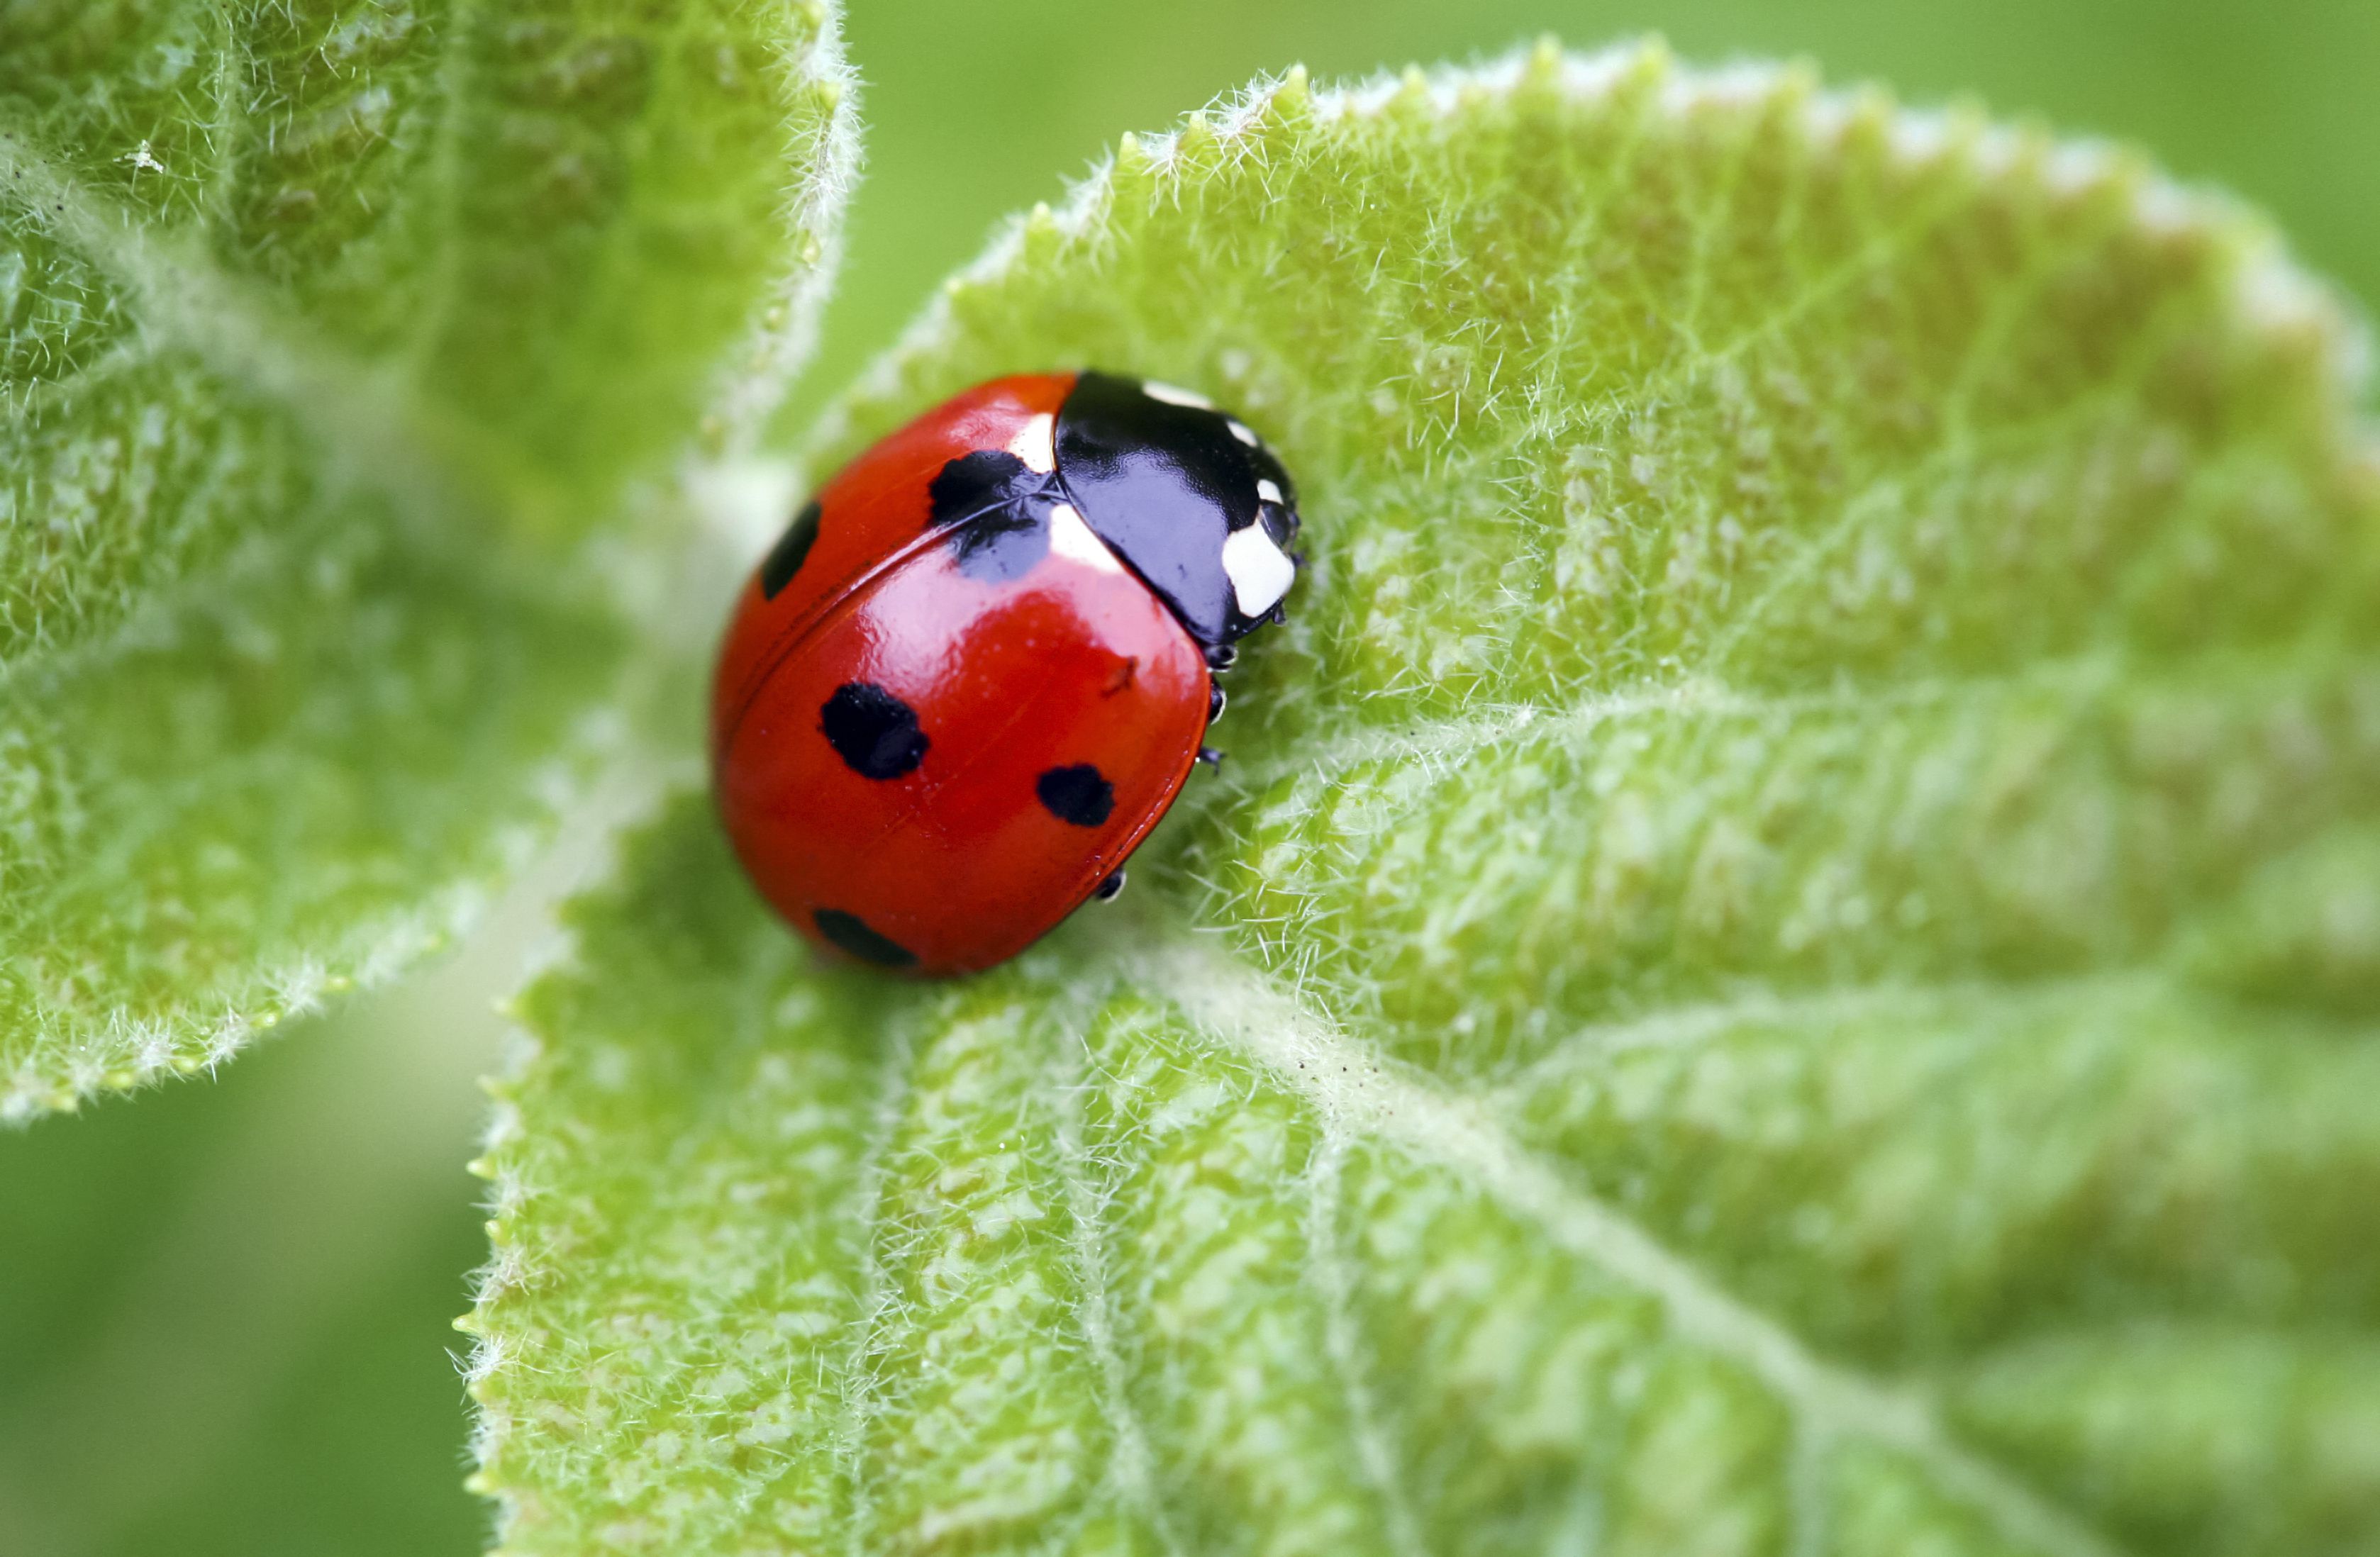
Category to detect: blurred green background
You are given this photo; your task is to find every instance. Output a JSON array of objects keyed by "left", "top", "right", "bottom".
[{"left": 2, "top": 1, "right": 2371, "bottom": 1552}]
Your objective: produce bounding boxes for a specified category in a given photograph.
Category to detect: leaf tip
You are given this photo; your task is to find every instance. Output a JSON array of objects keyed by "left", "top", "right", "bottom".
[
  {"left": 1525, "top": 33, "right": 1566, "bottom": 82},
  {"left": 1626, "top": 33, "right": 1679, "bottom": 82}
]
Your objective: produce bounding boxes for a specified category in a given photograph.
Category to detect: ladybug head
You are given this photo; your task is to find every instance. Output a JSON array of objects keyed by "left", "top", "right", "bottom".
[{"left": 1052, "top": 371, "right": 1301, "bottom": 649}]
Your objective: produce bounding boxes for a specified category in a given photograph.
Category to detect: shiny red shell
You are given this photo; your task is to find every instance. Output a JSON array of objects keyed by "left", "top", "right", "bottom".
[{"left": 711, "top": 374, "right": 1212, "bottom": 976}]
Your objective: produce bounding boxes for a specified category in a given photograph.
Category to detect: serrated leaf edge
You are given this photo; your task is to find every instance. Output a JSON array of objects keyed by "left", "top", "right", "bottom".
[
  {"left": 694, "top": 1, "right": 864, "bottom": 467},
  {"left": 0, "top": 707, "right": 637, "bottom": 1126},
  {"left": 803, "top": 37, "right": 2374, "bottom": 481}
]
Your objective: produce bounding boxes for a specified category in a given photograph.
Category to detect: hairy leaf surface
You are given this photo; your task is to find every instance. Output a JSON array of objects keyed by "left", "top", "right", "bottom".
[
  {"left": 472, "top": 45, "right": 2380, "bottom": 1556},
  {"left": 0, "top": 0, "right": 855, "bottom": 1117}
]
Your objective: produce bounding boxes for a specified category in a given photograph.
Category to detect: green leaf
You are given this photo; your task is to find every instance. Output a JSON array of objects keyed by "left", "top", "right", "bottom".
[
  {"left": 470, "top": 43, "right": 2380, "bottom": 1556},
  {"left": 0, "top": 0, "right": 856, "bottom": 1117}
]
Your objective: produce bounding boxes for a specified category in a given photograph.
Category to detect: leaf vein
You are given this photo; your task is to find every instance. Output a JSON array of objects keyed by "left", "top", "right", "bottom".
[
  {"left": 1300, "top": 1129, "right": 1433, "bottom": 1557},
  {"left": 0, "top": 124, "right": 436, "bottom": 528},
  {"left": 827, "top": 1017, "right": 920, "bottom": 1557},
  {"left": 1128, "top": 928, "right": 2132, "bottom": 1557},
  {"left": 1049, "top": 1021, "right": 1189, "bottom": 1556}
]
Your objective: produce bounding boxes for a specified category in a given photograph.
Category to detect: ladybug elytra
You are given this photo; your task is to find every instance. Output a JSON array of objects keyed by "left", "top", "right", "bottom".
[{"left": 711, "top": 372, "right": 1302, "bottom": 976}]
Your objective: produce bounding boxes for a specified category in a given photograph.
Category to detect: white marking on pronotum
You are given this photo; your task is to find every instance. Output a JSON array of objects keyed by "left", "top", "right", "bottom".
[
  {"left": 1008, "top": 411, "right": 1057, "bottom": 472},
  {"left": 1141, "top": 380, "right": 1214, "bottom": 410},
  {"left": 1256, "top": 477, "right": 1284, "bottom": 504},
  {"left": 1049, "top": 502, "right": 1124, "bottom": 573},
  {"left": 1221, "top": 523, "right": 1296, "bottom": 615},
  {"left": 1226, "top": 419, "right": 1260, "bottom": 447}
]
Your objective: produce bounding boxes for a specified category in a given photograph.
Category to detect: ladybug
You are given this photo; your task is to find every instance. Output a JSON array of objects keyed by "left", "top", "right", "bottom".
[{"left": 711, "top": 371, "right": 1302, "bottom": 976}]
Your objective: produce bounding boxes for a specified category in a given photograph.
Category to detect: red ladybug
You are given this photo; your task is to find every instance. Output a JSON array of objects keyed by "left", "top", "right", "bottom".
[{"left": 711, "top": 372, "right": 1302, "bottom": 975}]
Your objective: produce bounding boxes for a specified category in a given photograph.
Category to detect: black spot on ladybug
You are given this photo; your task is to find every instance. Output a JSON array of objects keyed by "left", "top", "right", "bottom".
[
  {"left": 813, "top": 908, "right": 916, "bottom": 968},
  {"left": 949, "top": 509, "right": 1050, "bottom": 581},
  {"left": 1036, "top": 764, "right": 1115, "bottom": 827},
  {"left": 928, "top": 448, "right": 1037, "bottom": 525},
  {"left": 929, "top": 449, "right": 1057, "bottom": 581},
  {"left": 760, "top": 499, "right": 823, "bottom": 600},
  {"left": 821, "top": 681, "right": 928, "bottom": 779}
]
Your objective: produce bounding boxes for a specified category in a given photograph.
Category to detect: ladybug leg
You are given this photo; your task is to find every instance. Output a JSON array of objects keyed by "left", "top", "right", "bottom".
[
  {"left": 1204, "top": 643, "right": 1238, "bottom": 671},
  {"left": 1196, "top": 746, "right": 1225, "bottom": 769},
  {"left": 1207, "top": 683, "right": 1227, "bottom": 725},
  {"left": 1094, "top": 869, "right": 1128, "bottom": 901}
]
